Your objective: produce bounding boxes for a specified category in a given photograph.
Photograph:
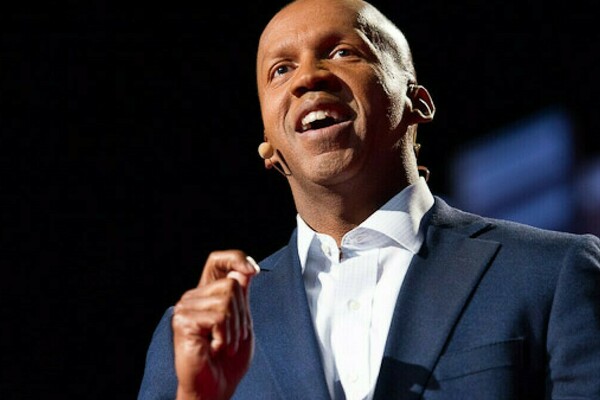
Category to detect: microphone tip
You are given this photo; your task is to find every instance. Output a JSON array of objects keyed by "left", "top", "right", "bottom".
[{"left": 258, "top": 142, "right": 274, "bottom": 159}]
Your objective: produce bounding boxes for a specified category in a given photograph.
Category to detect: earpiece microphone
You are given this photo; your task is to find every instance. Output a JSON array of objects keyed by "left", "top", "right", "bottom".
[
  {"left": 258, "top": 142, "right": 274, "bottom": 159},
  {"left": 257, "top": 142, "right": 291, "bottom": 176}
]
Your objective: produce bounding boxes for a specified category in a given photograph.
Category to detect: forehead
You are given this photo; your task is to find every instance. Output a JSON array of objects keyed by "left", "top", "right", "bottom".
[{"left": 257, "top": 0, "right": 365, "bottom": 59}]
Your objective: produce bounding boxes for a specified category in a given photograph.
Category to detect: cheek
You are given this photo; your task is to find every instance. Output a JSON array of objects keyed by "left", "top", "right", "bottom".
[
  {"left": 260, "top": 94, "right": 288, "bottom": 136},
  {"left": 373, "top": 78, "right": 405, "bottom": 131},
  {"left": 360, "top": 83, "right": 395, "bottom": 130},
  {"left": 386, "top": 93, "right": 405, "bottom": 129},
  {"left": 364, "top": 65, "right": 405, "bottom": 121}
]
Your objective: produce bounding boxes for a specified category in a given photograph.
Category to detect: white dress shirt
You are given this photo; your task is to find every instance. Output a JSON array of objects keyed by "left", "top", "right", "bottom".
[{"left": 297, "top": 177, "right": 434, "bottom": 400}]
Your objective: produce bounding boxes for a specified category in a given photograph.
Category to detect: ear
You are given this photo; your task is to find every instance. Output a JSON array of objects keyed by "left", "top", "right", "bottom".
[{"left": 406, "top": 84, "right": 435, "bottom": 124}]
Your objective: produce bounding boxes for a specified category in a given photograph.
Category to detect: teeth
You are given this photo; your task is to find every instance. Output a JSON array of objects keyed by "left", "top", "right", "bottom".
[{"left": 301, "top": 110, "right": 338, "bottom": 131}]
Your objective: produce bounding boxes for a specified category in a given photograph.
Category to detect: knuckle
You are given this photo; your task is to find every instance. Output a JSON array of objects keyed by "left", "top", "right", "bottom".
[
  {"left": 207, "top": 249, "right": 246, "bottom": 263},
  {"left": 171, "top": 310, "right": 187, "bottom": 330}
]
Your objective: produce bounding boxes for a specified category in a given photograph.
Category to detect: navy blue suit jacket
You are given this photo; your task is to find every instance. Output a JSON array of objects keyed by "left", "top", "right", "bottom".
[{"left": 138, "top": 197, "right": 600, "bottom": 399}]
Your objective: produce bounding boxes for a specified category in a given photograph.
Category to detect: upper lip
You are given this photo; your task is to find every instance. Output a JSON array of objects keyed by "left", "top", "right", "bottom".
[{"left": 294, "top": 99, "right": 353, "bottom": 133}]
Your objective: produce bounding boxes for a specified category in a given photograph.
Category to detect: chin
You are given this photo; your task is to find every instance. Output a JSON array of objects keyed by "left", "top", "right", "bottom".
[{"left": 307, "top": 153, "right": 364, "bottom": 186}]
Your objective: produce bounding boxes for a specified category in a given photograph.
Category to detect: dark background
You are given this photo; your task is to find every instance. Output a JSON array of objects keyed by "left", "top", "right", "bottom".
[{"left": 2, "top": 0, "right": 598, "bottom": 398}]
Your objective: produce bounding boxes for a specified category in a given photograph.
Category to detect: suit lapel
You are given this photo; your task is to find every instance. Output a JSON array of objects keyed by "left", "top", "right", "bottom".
[
  {"left": 374, "top": 202, "right": 501, "bottom": 399},
  {"left": 250, "top": 233, "right": 331, "bottom": 400}
]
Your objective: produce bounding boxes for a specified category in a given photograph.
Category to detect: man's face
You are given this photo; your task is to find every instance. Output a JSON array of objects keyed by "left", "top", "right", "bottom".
[{"left": 256, "top": 0, "right": 408, "bottom": 189}]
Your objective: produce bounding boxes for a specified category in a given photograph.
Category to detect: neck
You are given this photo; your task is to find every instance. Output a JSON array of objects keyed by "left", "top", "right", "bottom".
[{"left": 292, "top": 172, "right": 413, "bottom": 246}]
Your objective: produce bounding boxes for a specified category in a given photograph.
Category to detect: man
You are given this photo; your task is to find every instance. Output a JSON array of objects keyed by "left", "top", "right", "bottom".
[{"left": 138, "top": 0, "right": 600, "bottom": 398}]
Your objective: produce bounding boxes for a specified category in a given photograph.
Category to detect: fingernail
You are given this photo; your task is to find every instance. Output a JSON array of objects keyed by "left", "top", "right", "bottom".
[{"left": 245, "top": 256, "right": 261, "bottom": 274}]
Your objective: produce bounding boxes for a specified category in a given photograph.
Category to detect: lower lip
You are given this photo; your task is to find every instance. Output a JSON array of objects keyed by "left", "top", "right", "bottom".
[{"left": 298, "top": 120, "right": 353, "bottom": 141}]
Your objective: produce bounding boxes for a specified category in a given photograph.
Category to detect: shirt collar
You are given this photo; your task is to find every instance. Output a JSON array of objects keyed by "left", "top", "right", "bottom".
[{"left": 296, "top": 177, "right": 434, "bottom": 271}]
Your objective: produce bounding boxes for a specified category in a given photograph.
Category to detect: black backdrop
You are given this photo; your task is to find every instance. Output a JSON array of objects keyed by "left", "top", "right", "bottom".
[{"left": 2, "top": 0, "right": 598, "bottom": 398}]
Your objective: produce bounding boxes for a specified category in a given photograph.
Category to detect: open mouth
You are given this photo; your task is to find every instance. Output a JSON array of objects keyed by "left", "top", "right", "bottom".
[{"left": 298, "top": 109, "right": 348, "bottom": 132}]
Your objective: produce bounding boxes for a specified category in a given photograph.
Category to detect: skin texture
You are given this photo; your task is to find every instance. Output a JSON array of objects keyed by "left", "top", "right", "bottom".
[
  {"left": 172, "top": 250, "right": 258, "bottom": 400},
  {"left": 256, "top": 0, "right": 433, "bottom": 243},
  {"left": 171, "top": 0, "right": 434, "bottom": 398}
]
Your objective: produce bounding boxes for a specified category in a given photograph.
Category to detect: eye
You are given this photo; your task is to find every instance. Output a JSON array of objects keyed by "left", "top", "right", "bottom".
[
  {"left": 331, "top": 47, "right": 355, "bottom": 59},
  {"left": 272, "top": 64, "right": 292, "bottom": 78}
]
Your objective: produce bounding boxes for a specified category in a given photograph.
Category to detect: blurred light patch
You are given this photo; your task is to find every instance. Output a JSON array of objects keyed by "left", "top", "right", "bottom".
[
  {"left": 576, "top": 157, "right": 600, "bottom": 212},
  {"left": 575, "top": 157, "right": 600, "bottom": 235},
  {"left": 451, "top": 107, "right": 575, "bottom": 231},
  {"left": 491, "top": 185, "right": 574, "bottom": 231}
]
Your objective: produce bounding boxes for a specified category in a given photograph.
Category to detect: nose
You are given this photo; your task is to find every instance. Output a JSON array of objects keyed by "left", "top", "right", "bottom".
[{"left": 290, "top": 58, "right": 340, "bottom": 97}]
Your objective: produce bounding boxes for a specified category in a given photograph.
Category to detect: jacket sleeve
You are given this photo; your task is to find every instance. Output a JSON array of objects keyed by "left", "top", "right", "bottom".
[
  {"left": 137, "top": 307, "right": 178, "bottom": 400},
  {"left": 547, "top": 234, "right": 600, "bottom": 398}
]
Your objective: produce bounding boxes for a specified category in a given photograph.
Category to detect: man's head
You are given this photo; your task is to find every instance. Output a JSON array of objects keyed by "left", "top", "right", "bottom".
[{"left": 255, "top": 0, "right": 434, "bottom": 198}]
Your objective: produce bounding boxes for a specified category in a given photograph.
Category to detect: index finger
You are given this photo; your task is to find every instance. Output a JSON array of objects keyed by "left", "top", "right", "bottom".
[{"left": 198, "top": 249, "right": 260, "bottom": 287}]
